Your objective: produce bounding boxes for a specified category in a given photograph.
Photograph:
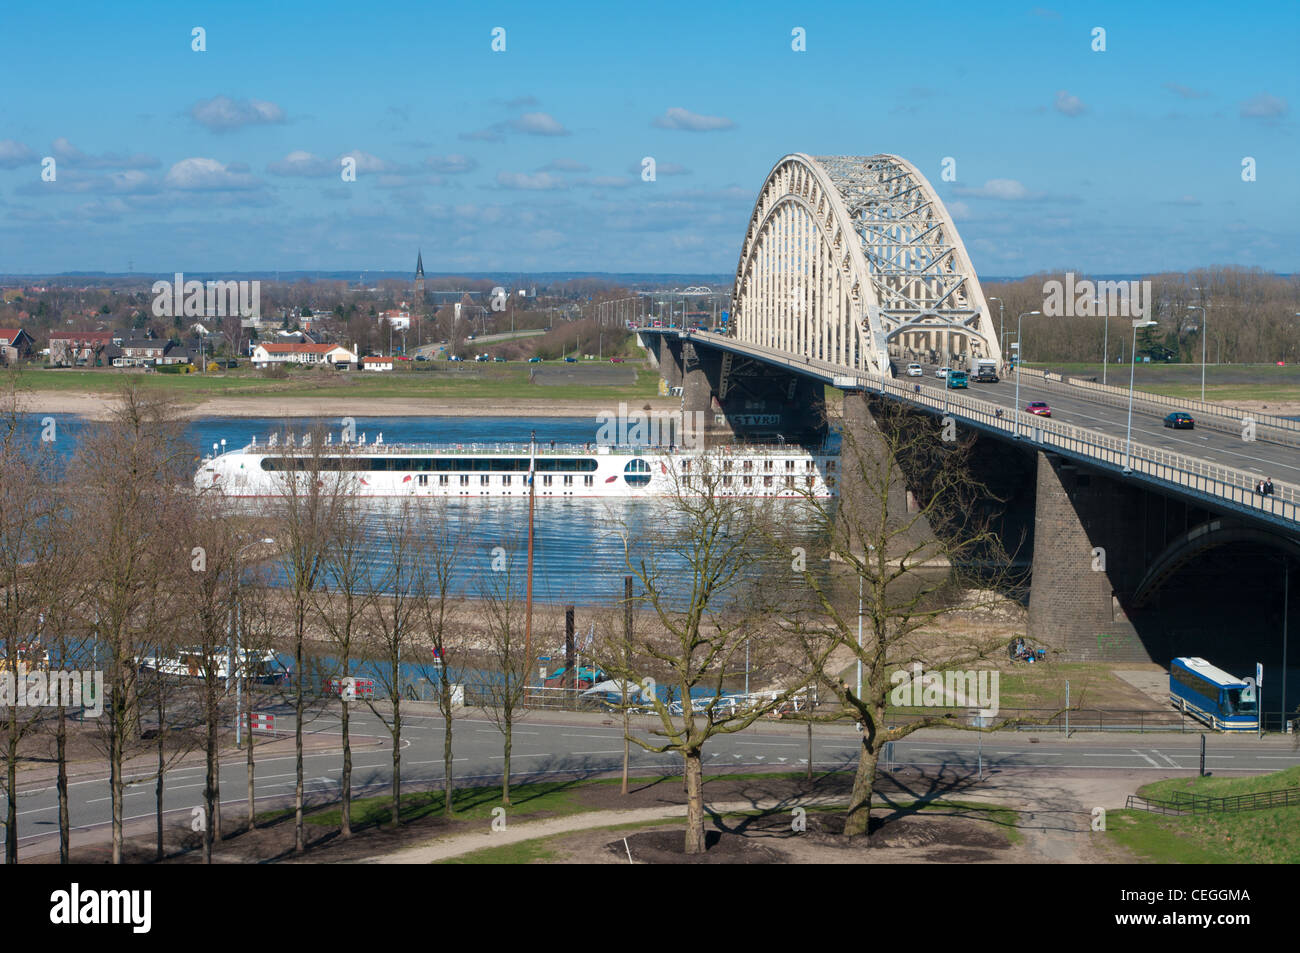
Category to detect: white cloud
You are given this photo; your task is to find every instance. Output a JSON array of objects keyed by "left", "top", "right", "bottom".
[
  {"left": 189, "top": 96, "right": 287, "bottom": 132},
  {"left": 495, "top": 171, "right": 567, "bottom": 190},
  {"left": 164, "top": 157, "right": 261, "bottom": 190},
  {"left": 267, "top": 150, "right": 334, "bottom": 177},
  {"left": 651, "top": 107, "right": 736, "bottom": 131},
  {"left": 507, "top": 112, "right": 569, "bottom": 136},
  {"left": 1240, "top": 93, "right": 1288, "bottom": 120},
  {"left": 0, "top": 140, "right": 36, "bottom": 169},
  {"left": 425, "top": 154, "right": 478, "bottom": 174},
  {"left": 50, "top": 138, "right": 158, "bottom": 170},
  {"left": 952, "top": 179, "right": 1043, "bottom": 200},
  {"left": 1053, "top": 90, "right": 1087, "bottom": 117}
]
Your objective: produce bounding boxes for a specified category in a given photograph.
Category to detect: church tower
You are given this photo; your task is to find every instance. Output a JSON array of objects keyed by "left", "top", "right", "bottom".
[{"left": 414, "top": 250, "right": 425, "bottom": 307}]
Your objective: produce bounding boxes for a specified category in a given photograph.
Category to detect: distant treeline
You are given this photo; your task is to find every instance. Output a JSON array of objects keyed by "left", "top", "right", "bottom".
[{"left": 981, "top": 267, "right": 1300, "bottom": 365}]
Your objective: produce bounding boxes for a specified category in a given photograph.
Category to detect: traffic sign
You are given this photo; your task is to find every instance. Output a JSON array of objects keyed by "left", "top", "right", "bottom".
[{"left": 250, "top": 712, "right": 275, "bottom": 733}]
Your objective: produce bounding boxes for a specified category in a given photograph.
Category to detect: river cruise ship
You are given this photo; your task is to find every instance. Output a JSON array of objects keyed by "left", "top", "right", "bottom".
[{"left": 194, "top": 432, "right": 838, "bottom": 499}]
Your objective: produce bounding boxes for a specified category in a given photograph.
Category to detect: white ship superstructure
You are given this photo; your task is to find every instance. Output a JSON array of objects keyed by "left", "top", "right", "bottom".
[{"left": 195, "top": 433, "right": 838, "bottom": 499}]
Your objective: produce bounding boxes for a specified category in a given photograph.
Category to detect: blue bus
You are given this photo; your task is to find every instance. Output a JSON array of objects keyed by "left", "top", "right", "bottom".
[{"left": 1169, "top": 657, "right": 1258, "bottom": 731}]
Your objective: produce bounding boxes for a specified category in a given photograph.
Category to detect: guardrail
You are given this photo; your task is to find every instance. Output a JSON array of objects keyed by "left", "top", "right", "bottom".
[
  {"left": 1127, "top": 786, "right": 1300, "bottom": 816},
  {"left": 700, "top": 337, "right": 1297, "bottom": 528}
]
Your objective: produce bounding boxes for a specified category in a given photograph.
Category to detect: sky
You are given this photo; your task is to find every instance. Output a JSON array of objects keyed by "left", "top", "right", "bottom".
[{"left": 0, "top": 0, "right": 1296, "bottom": 278}]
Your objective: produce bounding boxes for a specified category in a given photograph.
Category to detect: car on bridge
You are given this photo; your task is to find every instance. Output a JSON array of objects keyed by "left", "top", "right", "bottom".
[
  {"left": 906, "top": 363, "right": 923, "bottom": 377},
  {"left": 946, "top": 371, "right": 968, "bottom": 389},
  {"left": 527, "top": 356, "right": 543, "bottom": 363},
  {"left": 1025, "top": 401, "right": 1052, "bottom": 417},
  {"left": 935, "top": 366, "right": 950, "bottom": 379},
  {"left": 1164, "top": 412, "right": 1195, "bottom": 429}
]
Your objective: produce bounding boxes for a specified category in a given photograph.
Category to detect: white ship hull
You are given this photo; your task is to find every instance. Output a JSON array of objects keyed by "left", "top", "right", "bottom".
[{"left": 195, "top": 440, "right": 838, "bottom": 499}]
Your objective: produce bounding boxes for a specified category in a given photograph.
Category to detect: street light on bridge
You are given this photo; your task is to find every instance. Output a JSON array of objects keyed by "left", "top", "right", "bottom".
[
  {"left": 1123, "top": 318, "right": 1159, "bottom": 473},
  {"left": 1013, "top": 311, "right": 1040, "bottom": 439},
  {"left": 1188, "top": 304, "right": 1208, "bottom": 402}
]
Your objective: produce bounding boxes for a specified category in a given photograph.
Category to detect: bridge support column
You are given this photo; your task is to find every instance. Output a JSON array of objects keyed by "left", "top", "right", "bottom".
[
  {"left": 1028, "top": 451, "right": 1148, "bottom": 661},
  {"left": 661, "top": 338, "right": 684, "bottom": 392},
  {"left": 680, "top": 342, "right": 728, "bottom": 448}
]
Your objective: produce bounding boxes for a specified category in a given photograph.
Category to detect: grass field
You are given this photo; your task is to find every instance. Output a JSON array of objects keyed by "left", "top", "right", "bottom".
[
  {"left": 11, "top": 363, "right": 662, "bottom": 405},
  {"left": 1106, "top": 766, "right": 1300, "bottom": 863},
  {"left": 1024, "top": 361, "right": 1300, "bottom": 405}
]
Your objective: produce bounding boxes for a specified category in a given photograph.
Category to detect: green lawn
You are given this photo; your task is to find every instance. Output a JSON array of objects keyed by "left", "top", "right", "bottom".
[{"left": 1106, "top": 766, "right": 1300, "bottom": 863}]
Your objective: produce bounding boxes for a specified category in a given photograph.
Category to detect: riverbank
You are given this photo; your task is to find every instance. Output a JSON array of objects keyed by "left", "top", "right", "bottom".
[{"left": 18, "top": 393, "right": 682, "bottom": 421}]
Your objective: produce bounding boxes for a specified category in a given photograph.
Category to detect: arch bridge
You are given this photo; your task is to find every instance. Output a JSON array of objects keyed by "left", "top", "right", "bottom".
[{"left": 731, "top": 154, "right": 999, "bottom": 375}]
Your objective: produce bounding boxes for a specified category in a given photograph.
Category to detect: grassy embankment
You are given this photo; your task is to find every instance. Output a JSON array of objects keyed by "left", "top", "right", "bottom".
[
  {"left": 11, "top": 363, "right": 663, "bottom": 405},
  {"left": 1106, "top": 766, "right": 1300, "bottom": 863}
]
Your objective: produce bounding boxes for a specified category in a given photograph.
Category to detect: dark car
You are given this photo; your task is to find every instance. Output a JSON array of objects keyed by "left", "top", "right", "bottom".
[
  {"left": 527, "top": 356, "right": 542, "bottom": 363},
  {"left": 563, "top": 356, "right": 577, "bottom": 363},
  {"left": 1164, "top": 412, "right": 1195, "bottom": 429},
  {"left": 1025, "top": 401, "right": 1052, "bottom": 417}
]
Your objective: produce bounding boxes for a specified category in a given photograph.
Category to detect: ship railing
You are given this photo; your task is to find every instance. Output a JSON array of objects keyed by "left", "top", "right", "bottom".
[{"left": 225, "top": 440, "right": 841, "bottom": 458}]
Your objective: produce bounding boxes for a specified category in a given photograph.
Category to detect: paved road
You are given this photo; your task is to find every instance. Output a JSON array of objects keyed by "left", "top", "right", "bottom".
[
  {"left": 908, "top": 363, "right": 1300, "bottom": 483},
  {"left": 7, "top": 705, "right": 1300, "bottom": 856}
]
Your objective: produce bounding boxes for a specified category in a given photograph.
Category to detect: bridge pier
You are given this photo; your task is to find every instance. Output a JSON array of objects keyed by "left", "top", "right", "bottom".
[{"left": 1028, "top": 451, "right": 1148, "bottom": 661}]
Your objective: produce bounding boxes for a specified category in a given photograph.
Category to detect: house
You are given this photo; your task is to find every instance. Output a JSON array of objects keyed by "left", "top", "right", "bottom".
[
  {"left": 251, "top": 342, "right": 357, "bottom": 368},
  {"left": 49, "top": 331, "right": 116, "bottom": 367},
  {"left": 361, "top": 355, "right": 394, "bottom": 372},
  {"left": 377, "top": 310, "right": 411, "bottom": 331},
  {"left": 0, "top": 329, "right": 33, "bottom": 364},
  {"left": 117, "top": 336, "right": 168, "bottom": 366}
]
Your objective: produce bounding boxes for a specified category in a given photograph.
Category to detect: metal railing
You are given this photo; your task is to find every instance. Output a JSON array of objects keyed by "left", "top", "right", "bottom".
[{"left": 1127, "top": 786, "right": 1300, "bottom": 816}]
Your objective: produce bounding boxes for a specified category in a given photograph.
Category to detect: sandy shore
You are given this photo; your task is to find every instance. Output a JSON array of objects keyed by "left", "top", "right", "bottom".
[
  {"left": 1221, "top": 399, "right": 1300, "bottom": 419},
  {"left": 22, "top": 393, "right": 682, "bottom": 421}
]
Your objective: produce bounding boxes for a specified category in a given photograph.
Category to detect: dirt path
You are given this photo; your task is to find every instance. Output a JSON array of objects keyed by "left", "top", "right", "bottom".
[{"left": 366, "top": 770, "right": 1142, "bottom": 864}]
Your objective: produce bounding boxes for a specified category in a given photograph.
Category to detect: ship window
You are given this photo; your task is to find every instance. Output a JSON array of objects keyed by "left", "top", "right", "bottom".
[
  {"left": 764, "top": 460, "right": 773, "bottom": 471},
  {"left": 543, "top": 475, "right": 553, "bottom": 487},
  {"left": 480, "top": 475, "right": 490, "bottom": 486},
  {"left": 723, "top": 475, "right": 733, "bottom": 487},
  {"left": 743, "top": 475, "right": 753, "bottom": 487},
  {"left": 563, "top": 475, "right": 573, "bottom": 487},
  {"left": 743, "top": 460, "right": 753, "bottom": 471},
  {"left": 763, "top": 475, "right": 773, "bottom": 487},
  {"left": 583, "top": 475, "right": 593, "bottom": 487},
  {"left": 418, "top": 475, "right": 429, "bottom": 487},
  {"left": 723, "top": 461, "right": 732, "bottom": 472},
  {"left": 459, "top": 475, "right": 469, "bottom": 486},
  {"left": 624, "top": 458, "right": 652, "bottom": 488},
  {"left": 439, "top": 475, "right": 449, "bottom": 486},
  {"left": 503, "top": 475, "right": 512, "bottom": 487}
]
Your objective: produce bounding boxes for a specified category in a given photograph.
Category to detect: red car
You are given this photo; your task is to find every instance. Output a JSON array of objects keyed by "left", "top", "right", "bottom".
[{"left": 1025, "top": 401, "right": 1052, "bottom": 417}]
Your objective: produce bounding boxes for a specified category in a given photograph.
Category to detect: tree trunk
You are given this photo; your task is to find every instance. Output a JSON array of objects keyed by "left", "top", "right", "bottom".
[
  {"left": 340, "top": 697, "right": 351, "bottom": 837},
  {"left": 205, "top": 696, "right": 217, "bottom": 863},
  {"left": 391, "top": 699, "right": 402, "bottom": 826},
  {"left": 294, "top": 637, "right": 304, "bottom": 852},
  {"left": 844, "top": 731, "right": 880, "bottom": 839},
  {"left": 111, "top": 682, "right": 123, "bottom": 865},
  {"left": 57, "top": 706, "right": 69, "bottom": 864},
  {"left": 683, "top": 748, "right": 706, "bottom": 854},
  {"left": 502, "top": 713, "right": 512, "bottom": 806},
  {"left": 246, "top": 708, "right": 255, "bottom": 830},
  {"left": 156, "top": 704, "right": 166, "bottom": 861},
  {"left": 439, "top": 672, "right": 453, "bottom": 818},
  {"left": 5, "top": 735, "right": 16, "bottom": 864}
]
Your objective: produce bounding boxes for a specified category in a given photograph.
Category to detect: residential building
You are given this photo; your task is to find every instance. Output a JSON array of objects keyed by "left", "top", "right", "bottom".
[
  {"left": 251, "top": 342, "right": 357, "bottom": 368},
  {"left": 361, "top": 355, "right": 394, "bottom": 372}
]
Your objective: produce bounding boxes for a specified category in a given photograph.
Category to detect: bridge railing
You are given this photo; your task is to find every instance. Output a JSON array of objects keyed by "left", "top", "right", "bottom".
[{"left": 672, "top": 335, "right": 1297, "bottom": 525}]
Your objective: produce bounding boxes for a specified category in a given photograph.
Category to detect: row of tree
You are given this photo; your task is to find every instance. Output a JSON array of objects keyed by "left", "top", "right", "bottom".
[{"left": 2, "top": 380, "right": 1042, "bottom": 860}]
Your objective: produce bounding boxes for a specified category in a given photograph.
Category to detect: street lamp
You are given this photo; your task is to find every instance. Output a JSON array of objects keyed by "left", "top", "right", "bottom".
[
  {"left": 229, "top": 537, "right": 276, "bottom": 746},
  {"left": 987, "top": 297, "right": 1005, "bottom": 363},
  {"left": 1188, "top": 305, "right": 1207, "bottom": 402},
  {"left": 1123, "top": 319, "right": 1159, "bottom": 473},
  {"left": 1013, "top": 311, "right": 1040, "bottom": 439}
]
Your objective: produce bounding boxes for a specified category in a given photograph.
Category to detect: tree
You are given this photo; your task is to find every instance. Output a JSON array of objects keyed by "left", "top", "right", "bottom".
[
  {"left": 72, "top": 384, "right": 191, "bottom": 863},
  {"left": 314, "top": 495, "right": 377, "bottom": 838},
  {"left": 473, "top": 538, "right": 537, "bottom": 807},
  {"left": 791, "top": 396, "right": 1031, "bottom": 840},
  {"left": 269, "top": 425, "right": 356, "bottom": 852},
  {"left": 595, "top": 449, "right": 827, "bottom": 854},
  {"left": 0, "top": 377, "right": 63, "bottom": 863}
]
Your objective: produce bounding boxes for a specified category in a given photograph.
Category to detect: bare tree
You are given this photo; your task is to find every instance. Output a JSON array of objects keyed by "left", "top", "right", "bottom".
[
  {"left": 314, "top": 495, "right": 377, "bottom": 838},
  {"left": 790, "top": 397, "right": 1031, "bottom": 840},
  {"left": 71, "top": 384, "right": 191, "bottom": 863},
  {"left": 0, "top": 376, "right": 63, "bottom": 863},
  {"left": 474, "top": 538, "right": 537, "bottom": 807},
  {"left": 270, "top": 424, "right": 355, "bottom": 852},
  {"left": 595, "top": 449, "right": 829, "bottom": 854}
]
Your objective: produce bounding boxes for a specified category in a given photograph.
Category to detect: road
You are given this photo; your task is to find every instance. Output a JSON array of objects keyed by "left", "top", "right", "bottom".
[
  {"left": 7, "top": 705, "right": 1300, "bottom": 857},
  {"left": 906, "top": 363, "right": 1300, "bottom": 484}
]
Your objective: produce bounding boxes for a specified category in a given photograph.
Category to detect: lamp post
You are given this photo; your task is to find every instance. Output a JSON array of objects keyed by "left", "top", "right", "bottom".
[
  {"left": 1188, "top": 305, "right": 1207, "bottom": 402},
  {"left": 1101, "top": 306, "right": 1110, "bottom": 386},
  {"left": 987, "top": 297, "right": 1004, "bottom": 363},
  {"left": 1013, "top": 311, "right": 1040, "bottom": 439},
  {"left": 1123, "top": 318, "right": 1159, "bottom": 473},
  {"left": 229, "top": 537, "right": 276, "bottom": 746}
]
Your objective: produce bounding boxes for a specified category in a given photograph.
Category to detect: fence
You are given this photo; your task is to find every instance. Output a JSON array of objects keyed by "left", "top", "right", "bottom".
[{"left": 1127, "top": 786, "right": 1300, "bottom": 816}]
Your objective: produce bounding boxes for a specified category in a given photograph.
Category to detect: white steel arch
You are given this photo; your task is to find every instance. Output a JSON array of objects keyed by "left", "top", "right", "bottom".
[{"left": 730, "top": 153, "right": 1000, "bottom": 376}]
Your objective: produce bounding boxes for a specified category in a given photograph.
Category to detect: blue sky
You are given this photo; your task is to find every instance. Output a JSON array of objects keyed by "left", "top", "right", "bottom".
[{"left": 1, "top": 0, "right": 1296, "bottom": 277}]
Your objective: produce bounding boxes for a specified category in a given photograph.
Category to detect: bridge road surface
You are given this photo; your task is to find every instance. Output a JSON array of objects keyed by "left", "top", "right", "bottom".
[
  {"left": 6, "top": 707, "right": 1300, "bottom": 857},
  {"left": 908, "top": 363, "right": 1300, "bottom": 484}
]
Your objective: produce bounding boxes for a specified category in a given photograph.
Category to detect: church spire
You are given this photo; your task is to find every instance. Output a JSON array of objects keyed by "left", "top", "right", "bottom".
[
  {"left": 414, "top": 250, "right": 425, "bottom": 305},
  {"left": 415, "top": 250, "right": 424, "bottom": 279}
]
